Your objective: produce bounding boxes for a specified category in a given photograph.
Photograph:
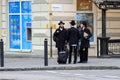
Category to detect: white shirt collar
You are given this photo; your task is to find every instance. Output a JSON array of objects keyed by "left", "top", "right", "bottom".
[{"left": 82, "top": 27, "right": 85, "bottom": 30}]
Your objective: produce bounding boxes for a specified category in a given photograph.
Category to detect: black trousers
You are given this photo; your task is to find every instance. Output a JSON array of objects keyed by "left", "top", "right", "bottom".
[
  {"left": 79, "top": 47, "right": 88, "bottom": 62},
  {"left": 57, "top": 47, "right": 64, "bottom": 55},
  {"left": 68, "top": 46, "right": 77, "bottom": 63}
]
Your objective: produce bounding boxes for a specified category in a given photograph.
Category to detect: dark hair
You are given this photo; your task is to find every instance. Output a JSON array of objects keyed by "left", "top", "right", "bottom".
[{"left": 80, "top": 21, "right": 87, "bottom": 27}]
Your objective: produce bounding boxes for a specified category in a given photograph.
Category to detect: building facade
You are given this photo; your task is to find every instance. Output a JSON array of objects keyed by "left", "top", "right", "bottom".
[{"left": 0, "top": 0, "right": 120, "bottom": 56}]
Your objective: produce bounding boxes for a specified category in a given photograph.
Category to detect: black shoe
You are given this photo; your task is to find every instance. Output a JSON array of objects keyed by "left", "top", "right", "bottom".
[
  {"left": 78, "top": 61, "right": 87, "bottom": 63},
  {"left": 82, "top": 61, "right": 87, "bottom": 63},
  {"left": 78, "top": 61, "right": 82, "bottom": 63},
  {"left": 73, "top": 62, "right": 76, "bottom": 64}
]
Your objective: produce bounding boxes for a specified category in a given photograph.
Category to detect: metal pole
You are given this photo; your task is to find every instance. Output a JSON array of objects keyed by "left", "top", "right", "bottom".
[
  {"left": 50, "top": 27, "right": 52, "bottom": 58},
  {"left": 97, "top": 37, "right": 99, "bottom": 57},
  {"left": 49, "top": 0, "right": 52, "bottom": 58},
  {"left": 102, "top": 9, "right": 106, "bottom": 38},
  {"left": 100, "top": 9, "right": 109, "bottom": 56},
  {"left": 44, "top": 38, "right": 48, "bottom": 66},
  {"left": 0, "top": 39, "right": 4, "bottom": 67}
]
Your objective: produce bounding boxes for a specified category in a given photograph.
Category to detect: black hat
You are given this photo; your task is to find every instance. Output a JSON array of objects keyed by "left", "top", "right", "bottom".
[
  {"left": 58, "top": 21, "right": 65, "bottom": 25},
  {"left": 70, "top": 20, "right": 76, "bottom": 26},
  {"left": 80, "top": 21, "right": 87, "bottom": 27}
]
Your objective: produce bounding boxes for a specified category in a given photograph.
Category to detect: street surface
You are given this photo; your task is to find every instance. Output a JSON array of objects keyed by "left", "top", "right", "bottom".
[{"left": 0, "top": 70, "right": 120, "bottom": 80}]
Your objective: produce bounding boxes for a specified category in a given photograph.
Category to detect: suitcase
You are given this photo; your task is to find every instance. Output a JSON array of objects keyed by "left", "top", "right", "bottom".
[{"left": 57, "top": 47, "right": 68, "bottom": 64}]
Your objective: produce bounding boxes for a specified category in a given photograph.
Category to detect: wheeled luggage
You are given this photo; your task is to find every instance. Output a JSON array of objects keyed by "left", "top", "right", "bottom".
[{"left": 57, "top": 47, "right": 68, "bottom": 64}]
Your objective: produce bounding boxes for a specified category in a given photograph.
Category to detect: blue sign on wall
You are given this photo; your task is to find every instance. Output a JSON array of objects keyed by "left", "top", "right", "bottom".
[{"left": 9, "top": 2, "right": 20, "bottom": 13}]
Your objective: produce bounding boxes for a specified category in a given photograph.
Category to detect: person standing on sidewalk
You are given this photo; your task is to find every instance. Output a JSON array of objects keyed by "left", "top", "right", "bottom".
[
  {"left": 67, "top": 20, "right": 80, "bottom": 64},
  {"left": 53, "top": 21, "right": 68, "bottom": 63},
  {"left": 78, "top": 21, "right": 92, "bottom": 63}
]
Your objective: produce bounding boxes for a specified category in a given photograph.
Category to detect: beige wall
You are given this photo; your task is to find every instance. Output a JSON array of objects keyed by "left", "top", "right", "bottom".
[
  {"left": 97, "top": 10, "right": 120, "bottom": 39},
  {"left": 0, "top": 0, "right": 1, "bottom": 38},
  {"left": 1, "top": 0, "right": 8, "bottom": 51}
]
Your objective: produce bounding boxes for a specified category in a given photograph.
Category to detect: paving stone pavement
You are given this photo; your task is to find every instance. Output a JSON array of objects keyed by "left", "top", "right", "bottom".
[{"left": 0, "top": 52, "right": 120, "bottom": 71}]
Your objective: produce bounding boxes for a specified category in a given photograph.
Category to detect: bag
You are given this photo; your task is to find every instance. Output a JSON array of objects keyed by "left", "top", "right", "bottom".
[
  {"left": 57, "top": 46, "right": 68, "bottom": 64},
  {"left": 53, "top": 35, "right": 59, "bottom": 42}
]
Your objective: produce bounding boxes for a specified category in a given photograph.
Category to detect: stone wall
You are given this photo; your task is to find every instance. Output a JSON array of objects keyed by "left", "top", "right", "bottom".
[
  {"left": 32, "top": 0, "right": 76, "bottom": 55},
  {"left": 1, "top": 0, "right": 8, "bottom": 51}
]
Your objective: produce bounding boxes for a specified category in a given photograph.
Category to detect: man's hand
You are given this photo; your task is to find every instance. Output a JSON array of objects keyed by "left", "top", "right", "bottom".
[{"left": 84, "top": 36, "right": 88, "bottom": 39}]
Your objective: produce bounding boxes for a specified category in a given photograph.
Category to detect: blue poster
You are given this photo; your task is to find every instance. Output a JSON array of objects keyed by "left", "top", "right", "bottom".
[
  {"left": 9, "top": 1, "right": 32, "bottom": 50},
  {"left": 21, "top": 1, "right": 31, "bottom": 13},
  {"left": 9, "top": 2, "right": 20, "bottom": 13},
  {"left": 77, "top": 13, "right": 94, "bottom": 42},
  {"left": 22, "top": 14, "right": 32, "bottom": 50},
  {"left": 9, "top": 15, "right": 20, "bottom": 49}
]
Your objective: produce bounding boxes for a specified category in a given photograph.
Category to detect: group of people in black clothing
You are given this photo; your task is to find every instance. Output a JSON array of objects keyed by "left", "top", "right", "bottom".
[{"left": 53, "top": 20, "right": 92, "bottom": 64}]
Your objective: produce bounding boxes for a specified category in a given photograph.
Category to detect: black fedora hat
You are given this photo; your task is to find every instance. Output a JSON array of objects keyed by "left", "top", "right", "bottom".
[
  {"left": 70, "top": 20, "right": 76, "bottom": 26},
  {"left": 58, "top": 21, "right": 65, "bottom": 25}
]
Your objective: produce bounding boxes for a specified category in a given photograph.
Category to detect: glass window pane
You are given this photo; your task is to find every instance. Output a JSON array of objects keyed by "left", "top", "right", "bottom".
[{"left": 21, "top": 1, "right": 31, "bottom": 13}]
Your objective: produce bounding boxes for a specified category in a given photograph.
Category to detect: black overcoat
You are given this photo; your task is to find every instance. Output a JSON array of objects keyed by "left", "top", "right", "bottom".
[
  {"left": 53, "top": 27, "right": 67, "bottom": 48},
  {"left": 67, "top": 27, "right": 80, "bottom": 45},
  {"left": 80, "top": 27, "right": 92, "bottom": 48}
]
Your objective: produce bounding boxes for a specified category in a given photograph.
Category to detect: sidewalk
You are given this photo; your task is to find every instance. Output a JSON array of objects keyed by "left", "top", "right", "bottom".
[{"left": 0, "top": 52, "right": 120, "bottom": 71}]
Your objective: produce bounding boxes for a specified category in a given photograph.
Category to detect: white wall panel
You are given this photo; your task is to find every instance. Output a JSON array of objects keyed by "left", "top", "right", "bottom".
[
  {"left": 52, "top": 12, "right": 75, "bottom": 16},
  {"left": 2, "top": 22, "right": 7, "bottom": 28},
  {"left": 2, "top": 0, "right": 7, "bottom": 6},
  {"left": 32, "top": 4, "right": 41, "bottom": 12},
  {"left": 107, "top": 29, "right": 120, "bottom": 33},
  {"left": 32, "top": 21, "right": 41, "bottom": 28},
  {"left": 2, "top": 6, "right": 6, "bottom": 13},
  {"left": 33, "top": 30, "right": 50, "bottom": 37},
  {"left": 2, "top": 14, "right": 6, "bottom": 21},
  {"left": 40, "top": 4, "right": 49, "bottom": 11},
  {"left": 107, "top": 13, "right": 120, "bottom": 17},
  {"left": 32, "top": 37, "right": 41, "bottom": 45},
  {"left": 32, "top": 13, "right": 49, "bottom": 17},
  {"left": 32, "top": 29, "right": 44, "bottom": 34},
  {"left": 62, "top": 4, "right": 76, "bottom": 11},
  {"left": 109, "top": 21, "right": 120, "bottom": 28},
  {"left": 33, "top": 0, "right": 48, "bottom": 4},
  {"left": 32, "top": 21, "right": 49, "bottom": 29},
  {"left": 40, "top": 21, "right": 49, "bottom": 28},
  {"left": 32, "top": 13, "right": 49, "bottom": 21},
  {"left": 52, "top": 0, "right": 73, "bottom": 4},
  {"left": 32, "top": 4, "right": 49, "bottom": 12},
  {"left": 33, "top": 46, "right": 44, "bottom": 50}
]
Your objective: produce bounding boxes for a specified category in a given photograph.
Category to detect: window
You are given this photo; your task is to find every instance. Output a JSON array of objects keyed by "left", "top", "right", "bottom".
[{"left": 9, "top": 0, "right": 32, "bottom": 50}]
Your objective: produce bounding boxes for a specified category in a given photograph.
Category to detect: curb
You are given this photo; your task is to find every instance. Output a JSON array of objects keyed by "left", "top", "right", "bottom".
[{"left": 0, "top": 66, "right": 120, "bottom": 71}]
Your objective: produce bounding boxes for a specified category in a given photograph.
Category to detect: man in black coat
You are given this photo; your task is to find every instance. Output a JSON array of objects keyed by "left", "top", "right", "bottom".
[
  {"left": 67, "top": 20, "right": 80, "bottom": 64},
  {"left": 53, "top": 21, "right": 67, "bottom": 58},
  {"left": 78, "top": 21, "right": 92, "bottom": 63}
]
